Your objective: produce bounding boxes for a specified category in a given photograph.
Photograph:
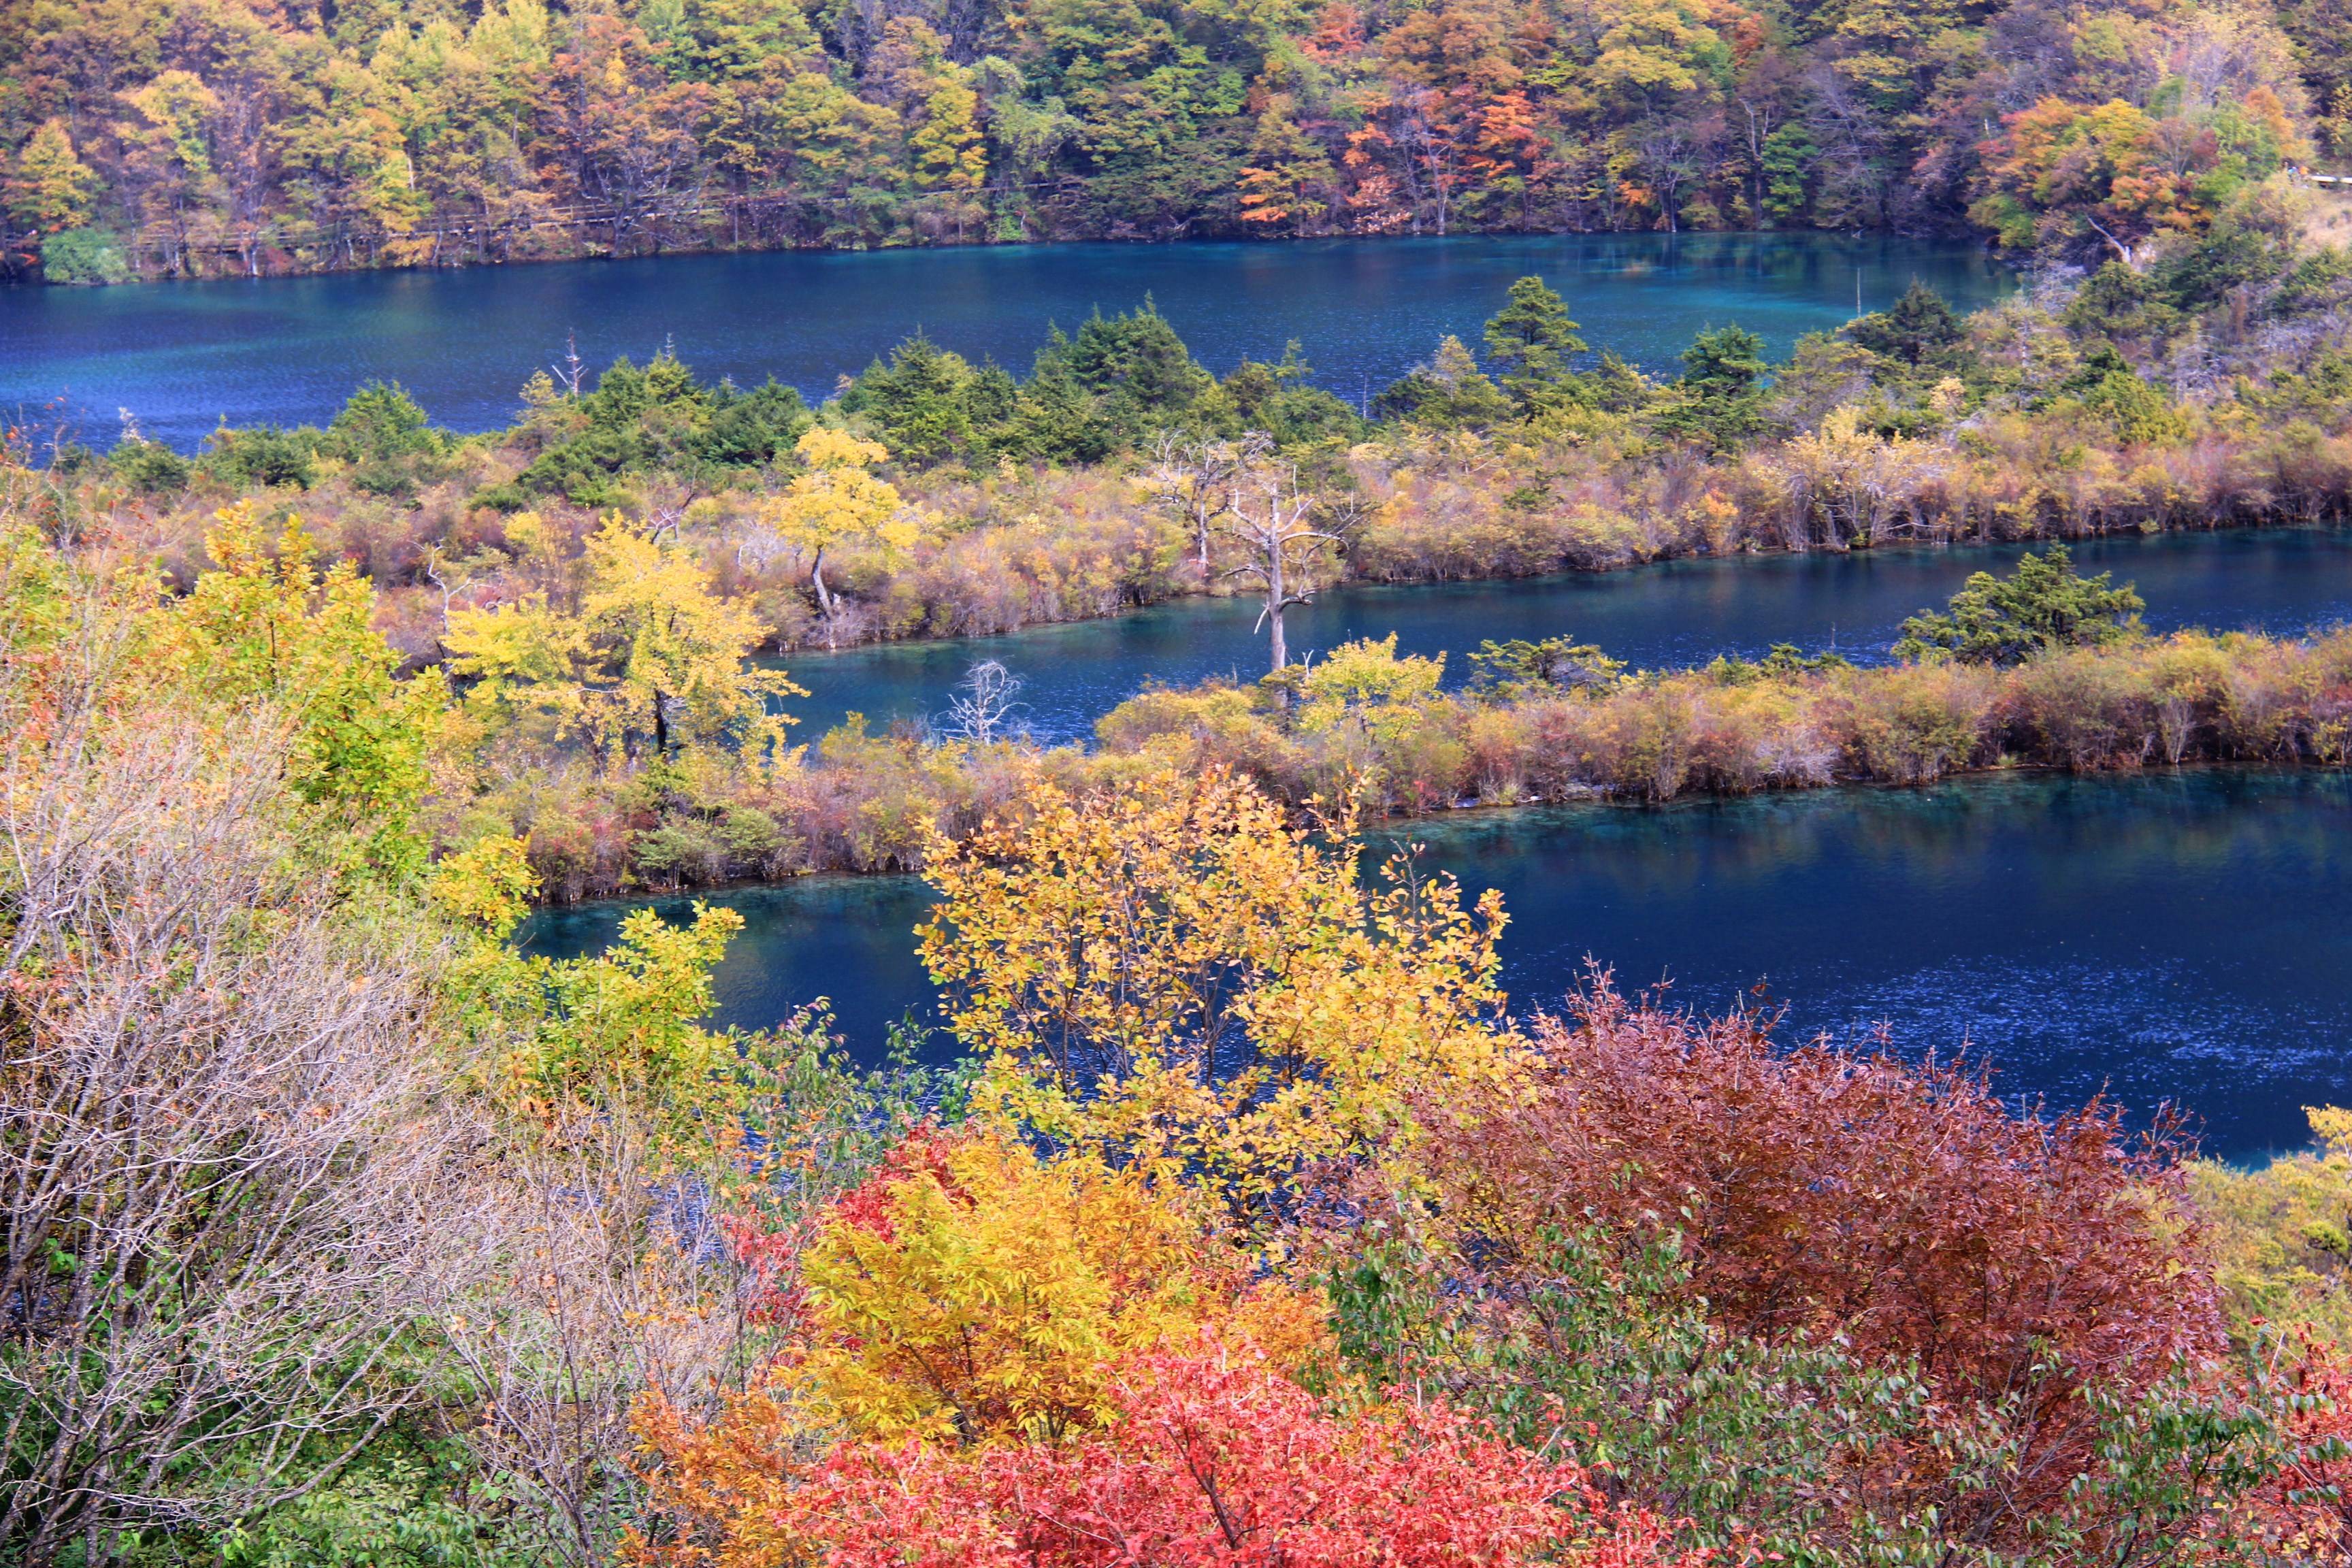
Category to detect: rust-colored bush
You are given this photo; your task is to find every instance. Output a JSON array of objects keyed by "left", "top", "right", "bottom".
[{"left": 1424, "top": 983, "right": 2226, "bottom": 1497}]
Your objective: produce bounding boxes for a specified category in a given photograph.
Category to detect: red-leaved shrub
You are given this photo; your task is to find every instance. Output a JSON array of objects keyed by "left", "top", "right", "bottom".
[
  {"left": 636, "top": 1336, "right": 1701, "bottom": 1567},
  {"left": 2242, "top": 1332, "right": 2352, "bottom": 1559},
  {"left": 1422, "top": 981, "right": 2228, "bottom": 1534},
  {"left": 1433, "top": 982, "right": 2221, "bottom": 1388}
]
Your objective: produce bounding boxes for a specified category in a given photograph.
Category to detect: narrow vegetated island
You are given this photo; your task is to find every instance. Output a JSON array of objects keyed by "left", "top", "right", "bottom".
[{"left": 24, "top": 227, "right": 2352, "bottom": 649}]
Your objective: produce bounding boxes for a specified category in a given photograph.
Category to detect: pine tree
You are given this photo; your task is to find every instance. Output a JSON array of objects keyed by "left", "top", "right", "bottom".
[{"left": 1482, "top": 275, "right": 1587, "bottom": 396}]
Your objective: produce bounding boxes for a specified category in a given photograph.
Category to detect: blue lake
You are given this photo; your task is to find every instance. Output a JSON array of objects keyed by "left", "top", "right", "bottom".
[
  {"left": 521, "top": 768, "right": 2352, "bottom": 1164},
  {"left": 0, "top": 233, "right": 2009, "bottom": 451},
  {"left": 786, "top": 529, "right": 2352, "bottom": 745},
  {"left": 520, "top": 525, "right": 2352, "bottom": 1162}
]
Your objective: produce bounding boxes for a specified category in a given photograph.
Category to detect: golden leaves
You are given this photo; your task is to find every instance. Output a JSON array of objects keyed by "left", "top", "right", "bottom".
[{"left": 918, "top": 768, "right": 1530, "bottom": 1225}]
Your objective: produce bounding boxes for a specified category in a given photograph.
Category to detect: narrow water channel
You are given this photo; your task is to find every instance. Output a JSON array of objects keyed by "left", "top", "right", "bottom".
[
  {"left": 0, "top": 233, "right": 2009, "bottom": 450},
  {"left": 783, "top": 529, "right": 2352, "bottom": 744},
  {"left": 522, "top": 768, "right": 2352, "bottom": 1162}
]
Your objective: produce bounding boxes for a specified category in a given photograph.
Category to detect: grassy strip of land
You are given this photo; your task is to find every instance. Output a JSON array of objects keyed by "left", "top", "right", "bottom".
[{"left": 476, "top": 613, "right": 2352, "bottom": 901}]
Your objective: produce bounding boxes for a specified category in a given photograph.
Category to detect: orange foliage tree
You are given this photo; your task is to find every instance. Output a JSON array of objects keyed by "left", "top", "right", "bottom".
[{"left": 777, "top": 1125, "right": 1328, "bottom": 1446}]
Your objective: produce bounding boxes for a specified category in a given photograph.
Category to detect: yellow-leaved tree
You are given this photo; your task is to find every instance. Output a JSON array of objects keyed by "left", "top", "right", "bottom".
[
  {"left": 443, "top": 514, "right": 800, "bottom": 765},
  {"left": 2191, "top": 1107, "right": 2352, "bottom": 1344},
  {"left": 762, "top": 427, "right": 923, "bottom": 643},
  {"left": 791, "top": 1127, "right": 1326, "bottom": 1446},
  {"left": 918, "top": 769, "right": 1530, "bottom": 1226},
  {"left": 1291, "top": 634, "right": 1446, "bottom": 740},
  {"left": 140, "top": 502, "right": 454, "bottom": 878}
]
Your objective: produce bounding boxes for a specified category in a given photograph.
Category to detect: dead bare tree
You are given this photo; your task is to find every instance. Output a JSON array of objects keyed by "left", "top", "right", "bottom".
[
  {"left": 1143, "top": 430, "right": 1271, "bottom": 572},
  {"left": 553, "top": 332, "right": 588, "bottom": 398},
  {"left": 423, "top": 542, "right": 461, "bottom": 632},
  {"left": 0, "top": 637, "right": 483, "bottom": 1565},
  {"left": 1213, "top": 461, "right": 1354, "bottom": 679},
  {"left": 938, "top": 659, "right": 1026, "bottom": 744}
]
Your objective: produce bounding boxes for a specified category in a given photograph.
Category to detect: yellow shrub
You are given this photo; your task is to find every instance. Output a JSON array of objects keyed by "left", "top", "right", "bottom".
[
  {"left": 796, "top": 1130, "right": 1326, "bottom": 1443},
  {"left": 2191, "top": 1108, "right": 2352, "bottom": 1344},
  {"left": 1829, "top": 662, "right": 1997, "bottom": 782}
]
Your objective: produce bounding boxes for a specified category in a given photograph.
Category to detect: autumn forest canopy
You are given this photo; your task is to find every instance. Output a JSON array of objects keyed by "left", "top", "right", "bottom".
[{"left": 0, "top": 0, "right": 2345, "bottom": 279}]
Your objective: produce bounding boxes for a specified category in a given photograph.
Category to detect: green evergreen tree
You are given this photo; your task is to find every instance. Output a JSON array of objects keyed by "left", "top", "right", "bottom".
[
  {"left": 1846, "top": 280, "right": 1963, "bottom": 365},
  {"left": 1482, "top": 275, "right": 1588, "bottom": 397},
  {"left": 1894, "top": 546, "right": 2146, "bottom": 665},
  {"left": 1652, "top": 325, "right": 1770, "bottom": 448}
]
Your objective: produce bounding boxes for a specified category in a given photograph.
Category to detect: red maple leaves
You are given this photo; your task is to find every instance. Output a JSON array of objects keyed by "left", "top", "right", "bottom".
[{"left": 770, "top": 1337, "right": 1702, "bottom": 1568}]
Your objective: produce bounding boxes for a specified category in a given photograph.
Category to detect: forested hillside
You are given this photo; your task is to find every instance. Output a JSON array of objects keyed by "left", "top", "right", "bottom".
[{"left": 0, "top": 0, "right": 2341, "bottom": 279}]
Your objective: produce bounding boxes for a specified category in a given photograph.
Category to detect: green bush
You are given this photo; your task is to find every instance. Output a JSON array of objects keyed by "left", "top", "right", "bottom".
[
  {"left": 1894, "top": 546, "right": 2146, "bottom": 666},
  {"left": 110, "top": 437, "right": 191, "bottom": 493},
  {"left": 39, "top": 227, "right": 131, "bottom": 284}
]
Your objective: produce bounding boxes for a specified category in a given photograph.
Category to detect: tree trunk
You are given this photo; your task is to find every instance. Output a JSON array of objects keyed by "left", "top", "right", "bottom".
[
  {"left": 1266, "top": 542, "right": 1288, "bottom": 675},
  {"left": 811, "top": 553, "right": 837, "bottom": 649}
]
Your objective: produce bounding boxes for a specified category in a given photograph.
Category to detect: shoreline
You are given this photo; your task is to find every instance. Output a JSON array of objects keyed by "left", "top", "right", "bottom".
[
  {"left": 7, "top": 223, "right": 1990, "bottom": 293},
  {"left": 769, "top": 513, "right": 2349, "bottom": 661},
  {"left": 487, "top": 612, "right": 2352, "bottom": 904},
  {"left": 529, "top": 754, "right": 2352, "bottom": 909}
]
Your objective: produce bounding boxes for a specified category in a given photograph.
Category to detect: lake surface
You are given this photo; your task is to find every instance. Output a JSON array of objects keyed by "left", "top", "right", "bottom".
[
  {"left": 520, "top": 769, "right": 2352, "bottom": 1163},
  {"left": 787, "top": 529, "right": 2352, "bottom": 745},
  {"left": 0, "top": 233, "right": 2009, "bottom": 452}
]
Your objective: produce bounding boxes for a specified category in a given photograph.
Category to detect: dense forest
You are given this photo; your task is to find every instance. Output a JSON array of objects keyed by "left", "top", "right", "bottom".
[{"left": 0, "top": 0, "right": 2344, "bottom": 278}]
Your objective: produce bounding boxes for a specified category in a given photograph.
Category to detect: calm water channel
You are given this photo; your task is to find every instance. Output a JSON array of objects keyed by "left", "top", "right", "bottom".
[
  {"left": 0, "top": 233, "right": 2008, "bottom": 451},
  {"left": 787, "top": 529, "right": 2352, "bottom": 744},
  {"left": 521, "top": 526, "right": 2352, "bottom": 1161},
  {"left": 521, "top": 769, "right": 2352, "bottom": 1163}
]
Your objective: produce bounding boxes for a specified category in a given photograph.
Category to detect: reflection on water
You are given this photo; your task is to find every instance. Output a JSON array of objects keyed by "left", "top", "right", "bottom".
[
  {"left": 520, "top": 768, "right": 2352, "bottom": 1161},
  {"left": 1, "top": 233, "right": 2006, "bottom": 450},
  {"left": 783, "top": 529, "right": 2352, "bottom": 743}
]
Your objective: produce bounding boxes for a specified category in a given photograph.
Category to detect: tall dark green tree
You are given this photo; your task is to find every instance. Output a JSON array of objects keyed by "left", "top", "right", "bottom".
[
  {"left": 1846, "top": 281, "right": 1963, "bottom": 366},
  {"left": 1893, "top": 546, "right": 2146, "bottom": 665},
  {"left": 1015, "top": 301, "right": 1215, "bottom": 459},
  {"left": 1653, "top": 325, "right": 1770, "bottom": 449},
  {"left": 836, "top": 334, "right": 1017, "bottom": 466},
  {"left": 1482, "top": 275, "right": 1588, "bottom": 399}
]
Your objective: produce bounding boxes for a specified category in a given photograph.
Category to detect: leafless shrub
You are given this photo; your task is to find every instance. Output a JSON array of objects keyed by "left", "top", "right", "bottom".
[
  {"left": 0, "top": 639, "right": 485, "bottom": 1564},
  {"left": 442, "top": 1103, "right": 764, "bottom": 1568}
]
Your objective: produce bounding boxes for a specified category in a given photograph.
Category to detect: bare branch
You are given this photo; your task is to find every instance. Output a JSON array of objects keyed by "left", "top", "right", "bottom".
[
  {"left": 0, "top": 653, "right": 489, "bottom": 1562},
  {"left": 1209, "top": 461, "right": 1359, "bottom": 679}
]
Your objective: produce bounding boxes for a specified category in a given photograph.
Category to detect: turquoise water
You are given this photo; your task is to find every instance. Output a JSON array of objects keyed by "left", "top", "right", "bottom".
[
  {"left": 0, "top": 233, "right": 2008, "bottom": 451},
  {"left": 521, "top": 770, "right": 2352, "bottom": 1162},
  {"left": 786, "top": 529, "right": 2352, "bottom": 745}
]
